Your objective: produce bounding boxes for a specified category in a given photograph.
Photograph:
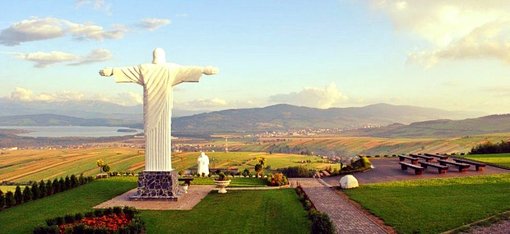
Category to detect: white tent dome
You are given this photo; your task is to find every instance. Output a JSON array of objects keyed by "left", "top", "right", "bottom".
[{"left": 339, "top": 175, "right": 359, "bottom": 189}]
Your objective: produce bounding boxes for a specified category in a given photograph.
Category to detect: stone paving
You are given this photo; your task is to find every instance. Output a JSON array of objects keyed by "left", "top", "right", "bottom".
[
  {"left": 94, "top": 185, "right": 214, "bottom": 210},
  {"left": 291, "top": 178, "right": 389, "bottom": 234}
]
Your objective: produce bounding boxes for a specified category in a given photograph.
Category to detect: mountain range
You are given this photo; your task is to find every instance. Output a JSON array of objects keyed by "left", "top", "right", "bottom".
[{"left": 0, "top": 100, "right": 492, "bottom": 137}]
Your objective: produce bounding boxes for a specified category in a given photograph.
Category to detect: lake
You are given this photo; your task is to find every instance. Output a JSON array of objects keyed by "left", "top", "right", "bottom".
[{"left": 0, "top": 126, "right": 143, "bottom": 138}]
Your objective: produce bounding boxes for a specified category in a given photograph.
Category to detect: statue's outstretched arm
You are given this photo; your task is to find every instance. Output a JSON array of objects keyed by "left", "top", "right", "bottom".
[
  {"left": 173, "top": 65, "right": 219, "bottom": 86},
  {"left": 99, "top": 66, "right": 143, "bottom": 85}
]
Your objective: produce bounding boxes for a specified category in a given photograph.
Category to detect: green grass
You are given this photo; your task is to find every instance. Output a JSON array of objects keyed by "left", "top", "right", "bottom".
[
  {"left": 344, "top": 174, "right": 510, "bottom": 234},
  {"left": 0, "top": 177, "right": 137, "bottom": 233},
  {"left": 464, "top": 153, "right": 510, "bottom": 167},
  {"left": 189, "top": 177, "right": 267, "bottom": 187},
  {"left": 0, "top": 177, "right": 309, "bottom": 233},
  {"left": 140, "top": 189, "right": 310, "bottom": 234}
]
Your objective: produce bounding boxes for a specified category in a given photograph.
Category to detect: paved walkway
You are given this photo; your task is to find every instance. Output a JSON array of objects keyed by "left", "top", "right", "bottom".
[
  {"left": 291, "top": 178, "right": 389, "bottom": 234},
  {"left": 94, "top": 185, "right": 214, "bottom": 210}
]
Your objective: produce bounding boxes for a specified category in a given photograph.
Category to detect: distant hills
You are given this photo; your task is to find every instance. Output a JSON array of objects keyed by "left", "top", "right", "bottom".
[
  {"left": 171, "top": 103, "right": 479, "bottom": 135},
  {"left": 0, "top": 101, "right": 490, "bottom": 137},
  {"left": 346, "top": 114, "right": 510, "bottom": 138}
]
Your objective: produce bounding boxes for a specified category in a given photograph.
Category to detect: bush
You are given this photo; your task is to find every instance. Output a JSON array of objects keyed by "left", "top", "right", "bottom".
[
  {"left": 58, "top": 178, "right": 65, "bottom": 192},
  {"left": 70, "top": 175, "right": 78, "bottom": 188},
  {"left": 45, "top": 180, "right": 53, "bottom": 196},
  {"left": 242, "top": 169, "right": 250, "bottom": 177},
  {"left": 23, "top": 186, "right": 32, "bottom": 202},
  {"left": 309, "top": 210, "right": 335, "bottom": 234},
  {"left": 52, "top": 178, "right": 59, "bottom": 193},
  {"left": 0, "top": 192, "right": 5, "bottom": 209},
  {"left": 5, "top": 191, "right": 15, "bottom": 208},
  {"left": 64, "top": 176, "right": 71, "bottom": 190},
  {"left": 280, "top": 166, "right": 315, "bottom": 178},
  {"left": 102, "top": 164, "right": 111, "bottom": 173},
  {"left": 31, "top": 182, "right": 40, "bottom": 200},
  {"left": 14, "top": 186, "right": 23, "bottom": 205},
  {"left": 38, "top": 180, "right": 46, "bottom": 198},
  {"left": 266, "top": 173, "right": 289, "bottom": 186}
]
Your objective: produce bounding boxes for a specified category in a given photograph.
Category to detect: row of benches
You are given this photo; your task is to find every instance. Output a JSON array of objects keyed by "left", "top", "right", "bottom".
[{"left": 398, "top": 154, "right": 486, "bottom": 175}]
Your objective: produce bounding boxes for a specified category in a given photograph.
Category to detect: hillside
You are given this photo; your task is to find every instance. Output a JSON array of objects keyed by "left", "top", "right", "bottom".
[
  {"left": 172, "top": 103, "right": 476, "bottom": 134},
  {"left": 0, "top": 114, "right": 134, "bottom": 126},
  {"left": 347, "top": 114, "right": 510, "bottom": 138}
]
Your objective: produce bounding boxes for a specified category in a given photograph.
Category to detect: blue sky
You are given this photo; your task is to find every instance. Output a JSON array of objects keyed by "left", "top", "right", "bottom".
[{"left": 1, "top": 0, "right": 510, "bottom": 114}]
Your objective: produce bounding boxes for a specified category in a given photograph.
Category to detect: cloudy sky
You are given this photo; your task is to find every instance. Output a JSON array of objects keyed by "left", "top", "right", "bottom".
[{"left": 1, "top": 0, "right": 510, "bottom": 114}]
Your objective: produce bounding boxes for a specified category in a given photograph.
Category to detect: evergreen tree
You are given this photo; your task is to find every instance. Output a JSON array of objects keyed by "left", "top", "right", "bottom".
[
  {"left": 78, "top": 174, "right": 85, "bottom": 185},
  {"left": 22, "top": 186, "right": 32, "bottom": 202},
  {"left": 70, "top": 175, "right": 78, "bottom": 188},
  {"left": 31, "top": 182, "right": 40, "bottom": 200},
  {"left": 65, "top": 176, "right": 71, "bottom": 189},
  {"left": 14, "top": 186, "right": 23, "bottom": 205},
  {"left": 52, "top": 178, "right": 60, "bottom": 193},
  {"left": 38, "top": 180, "right": 46, "bottom": 198},
  {"left": 0, "top": 192, "right": 5, "bottom": 209},
  {"left": 5, "top": 191, "right": 15, "bottom": 207},
  {"left": 46, "top": 180, "right": 53, "bottom": 196},
  {"left": 58, "top": 178, "right": 65, "bottom": 191}
]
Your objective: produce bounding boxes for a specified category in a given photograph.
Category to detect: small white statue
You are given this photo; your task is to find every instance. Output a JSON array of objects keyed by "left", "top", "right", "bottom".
[{"left": 197, "top": 152, "right": 210, "bottom": 177}]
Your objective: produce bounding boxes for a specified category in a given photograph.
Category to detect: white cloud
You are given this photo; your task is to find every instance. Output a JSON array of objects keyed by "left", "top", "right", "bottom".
[
  {"left": 138, "top": 18, "right": 171, "bottom": 31},
  {"left": 177, "top": 98, "right": 228, "bottom": 110},
  {"left": 69, "top": 48, "right": 112, "bottom": 66},
  {"left": 16, "top": 48, "right": 112, "bottom": 68},
  {"left": 9, "top": 88, "right": 142, "bottom": 106},
  {"left": 0, "top": 17, "right": 126, "bottom": 46},
  {"left": 16, "top": 51, "right": 78, "bottom": 68},
  {"left": 269, "top": 83, "right": 348, "bottom": 108},
  {"left": 366, "top": 0, "right": 510, "bottom": 67}
]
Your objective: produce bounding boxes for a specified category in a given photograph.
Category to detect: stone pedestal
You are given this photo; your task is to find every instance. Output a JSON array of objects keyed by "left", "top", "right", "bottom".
[{"left": 129, "top": 171, "right": 184, "bottom": 200}]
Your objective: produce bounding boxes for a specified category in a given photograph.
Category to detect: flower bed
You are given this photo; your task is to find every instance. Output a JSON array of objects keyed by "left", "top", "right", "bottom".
[{"left": 33, "top": 207, "right": 145, "bottom": 234}]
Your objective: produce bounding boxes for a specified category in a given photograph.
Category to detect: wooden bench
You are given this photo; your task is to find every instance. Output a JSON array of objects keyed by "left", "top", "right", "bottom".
[
  {"left": 398, "top": 155, "right": 419, "bottom": 164},
  {"left": 419, "top": 161, "right": 449, "bottom": 174},
  {"left": 437, "top": 159, "right": 470, "bottom": 172},
  {"left": 178, "top": 177, "right": 194, "bottom": 186},
  {"left": 399, "top": 162, "right": 424, "bottom": 175},
  {"left": 410, "top": 154, "right": 434, "bottom": 162},
  {"left": 453, "top": 158, "right": 486, "bottom": 171},
  {"left": 424, "top": 153, "right": 449, "bottom": 160}
]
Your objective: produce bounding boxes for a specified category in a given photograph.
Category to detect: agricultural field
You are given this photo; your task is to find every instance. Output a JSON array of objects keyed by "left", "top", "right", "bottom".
[
  {"left": 463, "top": 153, "right": 510, "bottom": 168},
  {"left": 345, "top": 174, "right": 510, "bottom": 233},
  {"left": 0, "top": 148, "right": 337, "bottom": 182},
  {"left": 235, "top": 133, "right": 510, "bottom": 156}
]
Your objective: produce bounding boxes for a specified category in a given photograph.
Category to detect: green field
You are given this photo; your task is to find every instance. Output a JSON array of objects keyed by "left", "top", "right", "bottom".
[
  {"left": 0, "top": 177, "right": 309, "bottom": 233},
  {"left": 0, "top": 148, "right": 337, "bottom": 182},
  {"left": 464, "top": 153, "right": 510, "bottom": 167},
  {"left": 345, "top": 174, "right": 510, "bottom": 233}
]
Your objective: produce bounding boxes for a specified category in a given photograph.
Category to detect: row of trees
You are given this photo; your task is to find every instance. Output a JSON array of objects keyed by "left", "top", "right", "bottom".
[
  {"left": 0, "top": 174, "right": 93, "bottom": 210},
  {"left": 470, "top": 141, "right": 510, "bottom": 154}
]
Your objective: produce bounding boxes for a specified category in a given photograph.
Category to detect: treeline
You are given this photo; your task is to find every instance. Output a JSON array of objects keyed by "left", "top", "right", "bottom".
[
  {"left": 470, "top": 141, "right": 510, "bottom": 154},
  {"left": 0, "top": 174, "right": 93, "bottom": 210}
]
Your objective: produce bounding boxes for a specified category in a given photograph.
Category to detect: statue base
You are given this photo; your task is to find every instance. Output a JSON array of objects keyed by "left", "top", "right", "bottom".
[{"left": 129, "top": 171, "right": 184, "bottom": 200}]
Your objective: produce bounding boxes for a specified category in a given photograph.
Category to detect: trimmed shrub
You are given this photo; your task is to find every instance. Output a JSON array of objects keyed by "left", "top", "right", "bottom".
[
  {"left": 70, "top": 175, "right": 78, "bottom": 188},
  {"left": 64, "top": 176, "right": 71, "bottom": 190},
  {"left": 31, "top": 182, "right": 40, "bottom": 200},
  {"left": 38, "top": 180, "right": 46, "bottom": 198},
  {"left": 5, "top": 191, "right": 15, "bottom": 208},
  {"left": 280, "top": 166, "right": 315, "bottom": 178},
  {"left": 23, "top": 186, "right": 32, "bottom": 202},
  {"left": 266, "top": 173, "right": 289, "bottom": 186},
  {"left": 58, "top": 178, "right": 65, "bottom": 191},
  {"left": 242, "top": 169, "right": 250, "bottom": 177},
  {"left": 45, "top": 180, "right": 53, "bottom": 196},
  {"left": 0, "top": 192, "right": 5, "bottom": 209},
  {"left": 14, "top": 186, "right": 23, "bottom": 205},
  {"left": 52, "top": 178, "right": 59, "bottom": 193},
  {"left": 309, "top": 210, "right": 335, "bottom": 234}
]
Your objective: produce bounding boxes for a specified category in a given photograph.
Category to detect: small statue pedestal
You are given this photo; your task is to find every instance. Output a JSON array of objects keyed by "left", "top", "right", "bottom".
[{"left": 129, "top": 171, "right": 184, "bottom": 200}]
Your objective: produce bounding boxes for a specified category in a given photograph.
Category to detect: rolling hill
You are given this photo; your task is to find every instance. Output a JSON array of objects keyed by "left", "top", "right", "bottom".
[{"left": 347, "top": 114, "right": 510, "bottom": 138}]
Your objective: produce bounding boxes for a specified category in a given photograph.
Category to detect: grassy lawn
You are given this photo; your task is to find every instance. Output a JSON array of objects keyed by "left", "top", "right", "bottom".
[
  {"left": 345, "top": 174, "right": 510, "bottom": 234},
  {"left": 189, "top": 177, "right": 267, "bottom": 187},
  {"left": 140, "top": 189, "right": 310, "bottom": 234},
  {"left": 464, "top": 153, "right": 510, "bottom": 167},
  {"left": 0, "top": 177, "right": 136, "bottom": 233},
  {"left": 0, "top": 177, "right": 309, "bottom": 233}
]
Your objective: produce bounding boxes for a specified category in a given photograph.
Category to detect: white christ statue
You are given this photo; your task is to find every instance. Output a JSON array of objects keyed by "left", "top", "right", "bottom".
[{"left": 99, "top": 48, "right": 218, "bottom": 172}]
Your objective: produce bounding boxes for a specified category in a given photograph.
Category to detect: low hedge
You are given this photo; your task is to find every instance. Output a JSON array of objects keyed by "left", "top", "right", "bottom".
[{"left": 295, "top": 186, "right": 335, "bottom": 234}]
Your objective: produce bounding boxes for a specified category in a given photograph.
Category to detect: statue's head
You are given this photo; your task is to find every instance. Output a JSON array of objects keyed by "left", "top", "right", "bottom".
[
  {"left": 152, "top": 48, "right": 166, "bottom": 64},
  {"left": 201, "top": 152, "right": 206, "bottom": 157}
]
